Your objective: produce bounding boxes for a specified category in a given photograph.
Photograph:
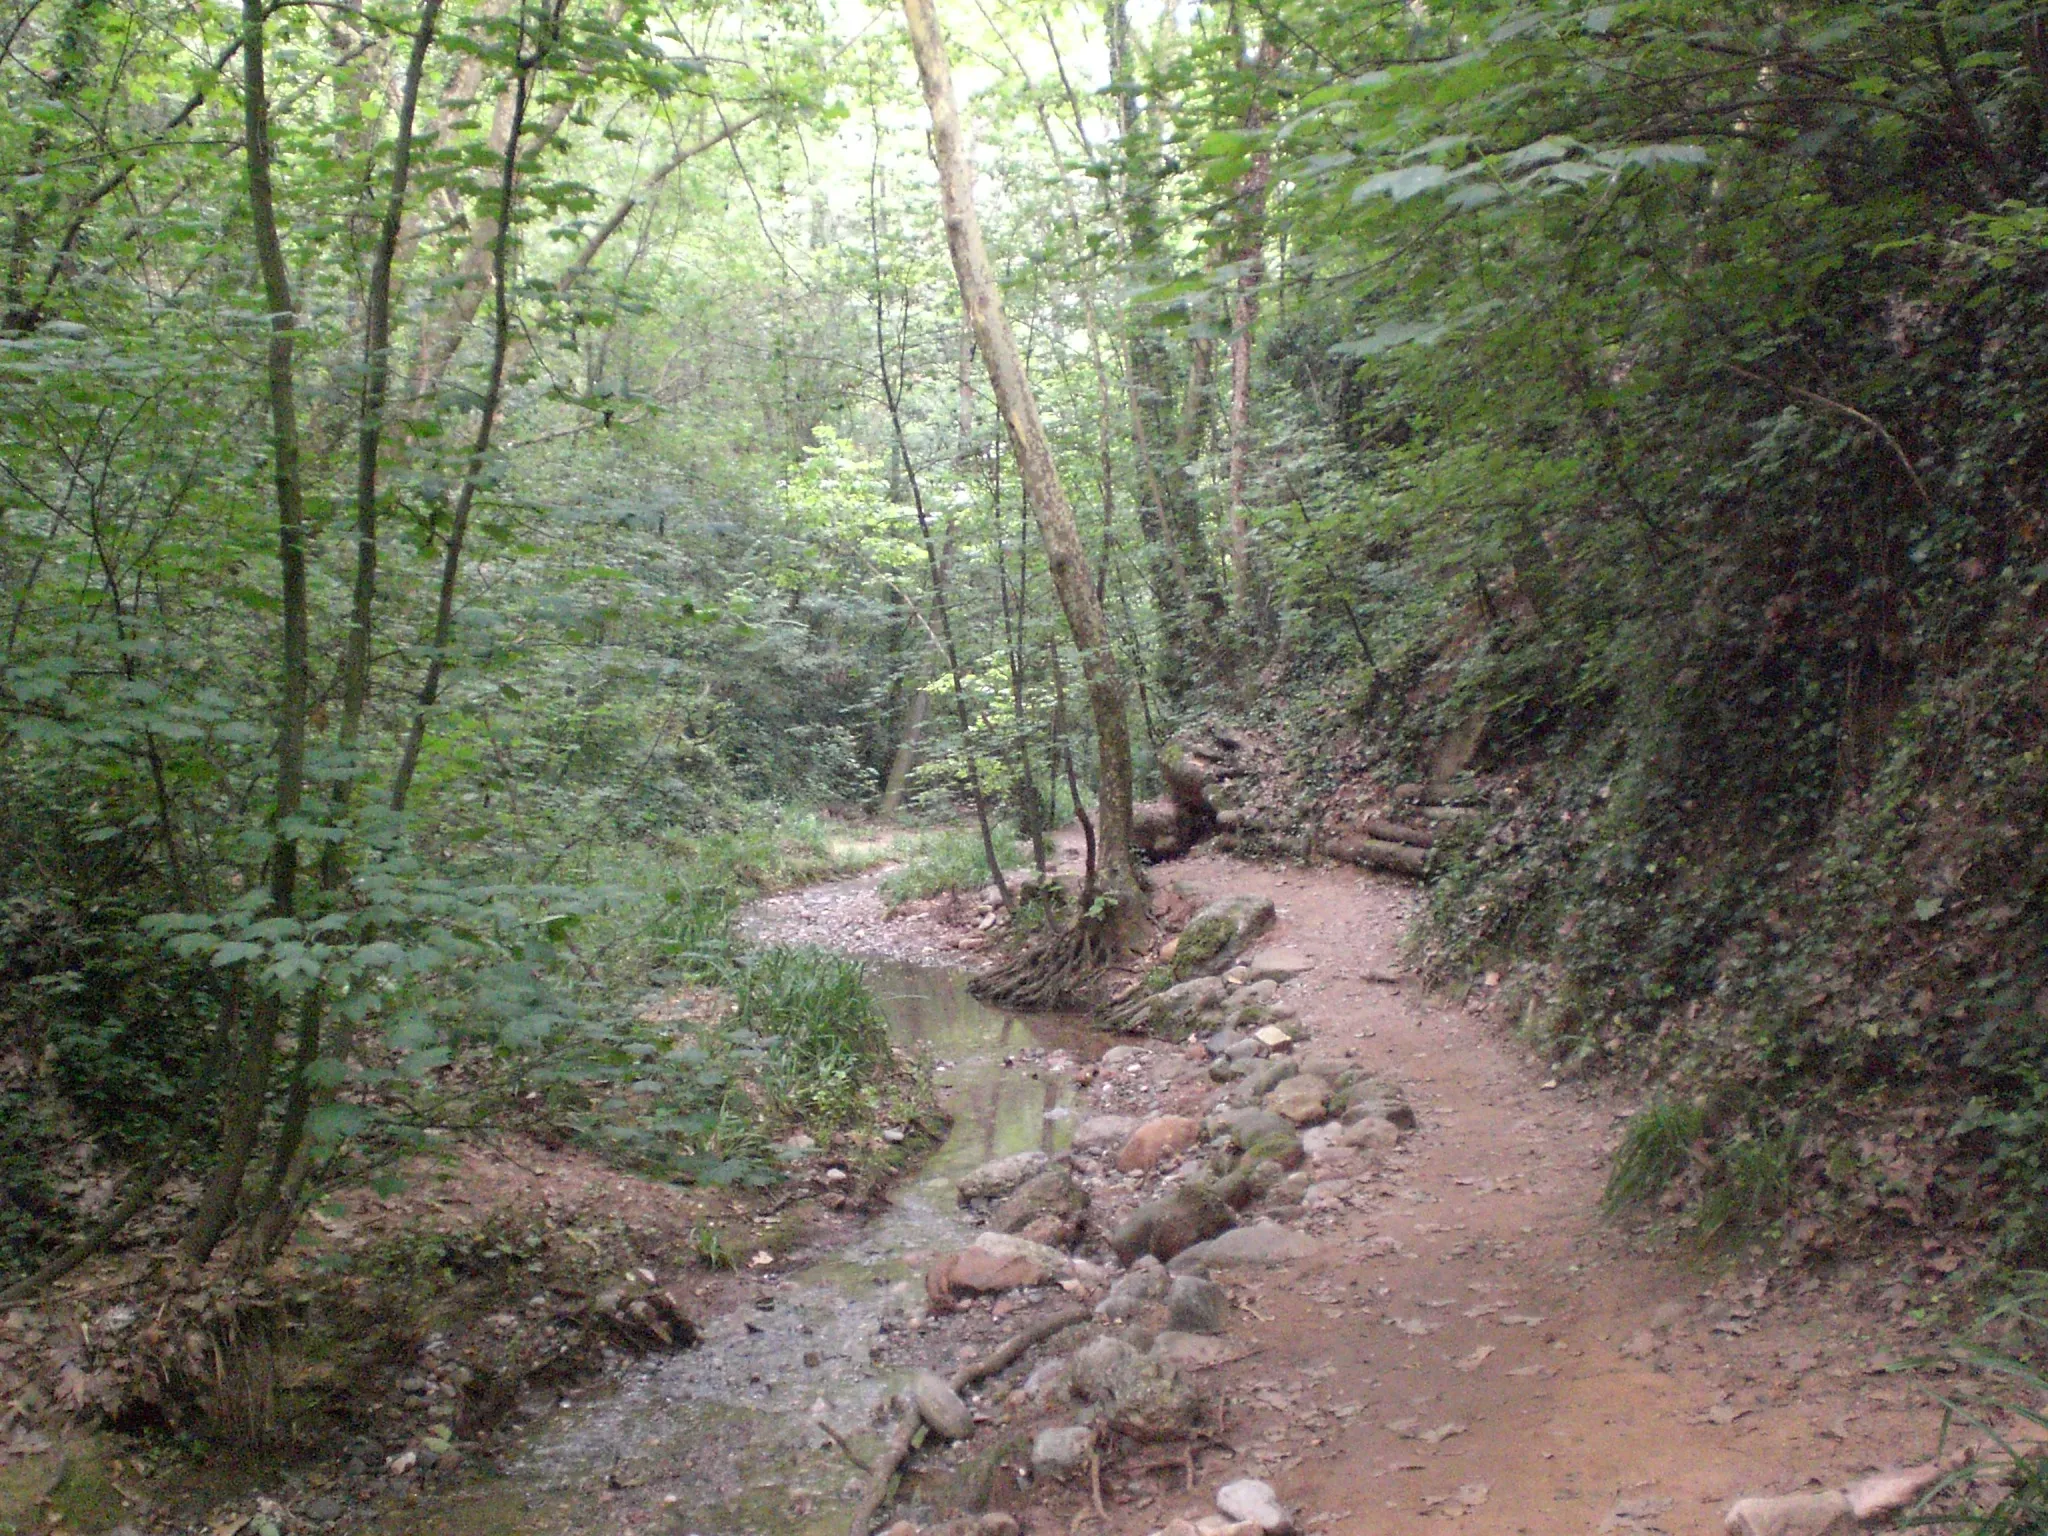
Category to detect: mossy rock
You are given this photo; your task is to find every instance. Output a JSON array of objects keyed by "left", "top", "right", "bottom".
[
  {"left": 1240, "top": 1130, "right": 1305, "bottom": 1171},
  {"left": 1168, "top": 895, "right": 1276, "bottom": 982}
]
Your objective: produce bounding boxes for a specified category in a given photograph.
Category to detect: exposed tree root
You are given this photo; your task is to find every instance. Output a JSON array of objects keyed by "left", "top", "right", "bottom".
[{"left": 969, "top": 910, "right": 1121, "bottom": 1011}]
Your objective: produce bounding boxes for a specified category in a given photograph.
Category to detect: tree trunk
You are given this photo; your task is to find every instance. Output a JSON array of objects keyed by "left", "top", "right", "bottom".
[
  {"left": 391, "top": 0, "right": 562, "bottom": 814},
  {"left": 186, "top": 0, "right": 310, "bottom": 1265},
  {"left": 1224, "top": 34, "right": 1278, "bottom": 636},
  {"left": 901, "top": 0, "right": 1140, "bottom": 937}
]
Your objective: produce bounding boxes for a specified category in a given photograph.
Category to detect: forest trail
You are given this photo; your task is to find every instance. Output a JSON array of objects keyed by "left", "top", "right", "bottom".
[
  {"left": 1089, "top": 847, "right": 1947, "bottom": 1535},
  {"left": 764, "top": 839, "right": 1956, "bottom": 1536}
]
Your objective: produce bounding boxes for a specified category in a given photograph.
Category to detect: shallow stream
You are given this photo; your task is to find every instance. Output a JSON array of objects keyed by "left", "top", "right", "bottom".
[{"left": 387, "top": 961, "right": 1099, "bottom": 1536}]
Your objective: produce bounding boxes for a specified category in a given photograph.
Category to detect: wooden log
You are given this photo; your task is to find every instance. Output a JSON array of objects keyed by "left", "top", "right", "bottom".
[
  {"left": 1326, "top": 835, "right": 1428, "bottom": 878},
  {"left": 1420, "top": 806, "right": 1480, "bottom": 823},
  {"left": 1361, "top": 817, "right": 1433, "bottom": 848}
]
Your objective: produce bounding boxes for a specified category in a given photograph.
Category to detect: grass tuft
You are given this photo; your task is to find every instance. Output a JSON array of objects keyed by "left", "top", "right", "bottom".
[{"left": 1603, "top": 1099, "right": 1705, "bottom": 1211}]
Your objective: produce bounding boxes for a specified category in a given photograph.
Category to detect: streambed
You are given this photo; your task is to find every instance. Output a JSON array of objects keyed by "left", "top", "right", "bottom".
[{"left": 385, "top": 961, "right": 1100, "bottom": 1536}]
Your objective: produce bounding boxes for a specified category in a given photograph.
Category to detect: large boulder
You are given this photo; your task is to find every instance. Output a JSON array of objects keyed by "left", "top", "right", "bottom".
[
  {"left": 1105, "top": 975, "right": 1228, "bottom": 1037},
  {"left": 1219, "top": 1106, "right": 1294, "bottom": 1148},
  {"left": 1109, "top": 1183, "right": 1235, "bottom": 1265},
  {"left": 1170, "top": 895, "right": 1277, "bottom": 982},
  {"left": 926, "top": 1232, "right": 1064, "bottom": 1304}
]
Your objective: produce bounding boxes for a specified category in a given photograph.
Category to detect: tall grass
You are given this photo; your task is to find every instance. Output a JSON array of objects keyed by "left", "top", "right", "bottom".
[
  {"left": 1604, "top": 1099, "right": 1706, "bottom": 1211},
  {"left": 880, "top": 826, "right": 1026, "bottom": 906},
  {"left": 729, "top": 947, "right": 892, "bottom": 1125},
  {"left": 1910, "top": 1281, "right": 2048, "bottom": 1532}
]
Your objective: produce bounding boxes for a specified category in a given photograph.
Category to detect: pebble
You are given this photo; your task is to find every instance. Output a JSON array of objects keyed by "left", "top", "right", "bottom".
[
  {"left": 1031, "top": 1423, "right": 1096, "bottom": 1480},
  {"left": 1170, "top": 1222, "right": 1322, "bottom": 1271},
  {"left": 1216, "top": 1477, "right": 1292, "bottom": 1534},
  {"left": 1167, "top": 1273, "right": 1230, "bottom": 1334}
]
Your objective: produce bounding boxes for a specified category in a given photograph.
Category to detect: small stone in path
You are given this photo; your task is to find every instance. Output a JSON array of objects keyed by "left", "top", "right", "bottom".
[
  {"left": 1263, "top": 1074, "right": 1330, "bottom": 1126},
  {"left": 911, "top": 1369, "right": 974, "bottom": 1440},
  {"left": 1074, "top": 1114, "right": 1141, "bottom": 1151},
  {"left": 1097, "top": 1257, "right": 1169, "bottom": 1320},
  {"left": 1031, "top": 1424, "right": 1095, "bottom": 1480},
  {"left": 1216, "top": 1477, "right": 1292, "bottom": 1534},
  {"left": 1111, "top": 1183, "right": 1236, "bottom": 1265},
  {"left": 1168, "top": 1273, "right": 1230, "bottom": 1334},
  {"left": 956, "top": 1150, "right": 1048, "bottom": 1202},
  {"left": 1239, "top": 947, "right": 1313, "bottom": 984},
  {"left": 1170, "top": 1222, "right": 1321, "bottom": 1271},
  {"left": 1119, "top": 1115, "right": 1202, "bottom": 1172}
]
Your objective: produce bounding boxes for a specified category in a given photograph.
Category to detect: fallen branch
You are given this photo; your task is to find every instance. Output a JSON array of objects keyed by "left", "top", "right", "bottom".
[
  {"left": 818, "top": 1417, "right": 874, "bottom": 1473},
  {"left": 847, "top": 1303, "right": 1090, "bottom": 1536}
]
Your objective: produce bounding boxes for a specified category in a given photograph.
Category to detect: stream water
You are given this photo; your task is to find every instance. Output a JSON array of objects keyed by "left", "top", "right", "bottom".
[{"left": 385, "top": 961, "right": 1101, "bottom": 1536}]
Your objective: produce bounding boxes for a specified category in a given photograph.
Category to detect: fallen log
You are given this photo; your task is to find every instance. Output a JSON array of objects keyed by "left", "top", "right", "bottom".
[
  {"left": 1326, "top": 834, "right": 1429, "bottom": 878},
  {"left": 1361, "top": 817, "right": 1433, "bottom": 849},
  {"left": 1392, "top": 782, "right": 1480, "bottom": 807},
  {"left": 846, "top": 1302, "right": 1091, "bottom": 1536},
  {"left": 1420, "top": 805, "right": 1481, "bottom": 823}
]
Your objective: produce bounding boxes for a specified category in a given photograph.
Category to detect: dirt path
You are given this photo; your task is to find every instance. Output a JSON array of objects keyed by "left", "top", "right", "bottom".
[{"left": 1057, "top": 845, "right": 1949, "bottom": 1536}]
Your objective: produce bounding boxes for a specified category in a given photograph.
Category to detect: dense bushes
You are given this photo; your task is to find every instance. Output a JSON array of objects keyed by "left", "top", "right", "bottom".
[{"left": 1222, "top": 2, "right": 2048, "bottom": 1256}]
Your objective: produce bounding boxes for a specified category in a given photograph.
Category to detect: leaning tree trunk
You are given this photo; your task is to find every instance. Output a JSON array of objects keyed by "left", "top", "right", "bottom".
[{"left": 902, "top": 0, "right": 1145, "bottom": 997}]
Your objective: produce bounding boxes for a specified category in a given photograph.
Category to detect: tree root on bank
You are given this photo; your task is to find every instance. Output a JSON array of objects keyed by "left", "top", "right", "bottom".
[
  {"left": 969, "top": 912, "right": 1121, "bottom": 1012},
  {"left": 846, "top": 1303, "right": 1090, "bottom": 1536}
]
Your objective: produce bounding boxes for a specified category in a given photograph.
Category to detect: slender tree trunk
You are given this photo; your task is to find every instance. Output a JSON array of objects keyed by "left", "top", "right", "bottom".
[
  {"left": 340, "top": 0, "right": 441, "bottom": 812},
  {"left": 186, "top": 0, "right": 313, "bottom": 1264},
  {"left": 902, "top": 0, "right": 1140, "bottom": 934},
  {"left": 392, "top": 0, "right": 562, "bottom": 814},
  {"left": 1224, "top": 35, "right": 1279, "bottom": 636}
]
